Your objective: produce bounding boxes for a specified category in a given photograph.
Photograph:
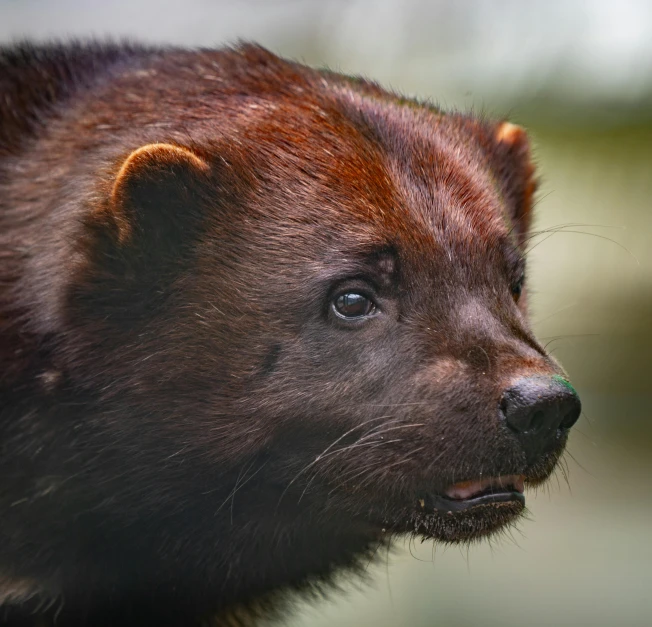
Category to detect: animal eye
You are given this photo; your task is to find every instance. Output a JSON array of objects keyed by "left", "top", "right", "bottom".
[
  {"left": 332, "top": 292, "right": 376, "bottom": 319},
  {"left": 511, "top": 275, "right": 525, "bottom": 301}
]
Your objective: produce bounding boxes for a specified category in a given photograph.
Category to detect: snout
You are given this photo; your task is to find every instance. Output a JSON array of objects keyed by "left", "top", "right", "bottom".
[
  {"left": 500, "top": 375, "right": 581, "bottom": 465},
  {"left": 367, "top": 374, "right": 581, "bottom": 544}
]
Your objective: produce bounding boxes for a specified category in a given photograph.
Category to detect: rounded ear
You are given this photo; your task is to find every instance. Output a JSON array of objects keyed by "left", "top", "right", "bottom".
[
  {"left": 495, "top": 121, "right": 526, "bottom": 146},
  {"left": 99, "top": 143, "right": 209, "bottom": 245},
  {"left": 491, "top": 122, "right": 538, "bottom": 246},
  {"left": 71, "top": 144, "right": 211, "bottom": 319}
]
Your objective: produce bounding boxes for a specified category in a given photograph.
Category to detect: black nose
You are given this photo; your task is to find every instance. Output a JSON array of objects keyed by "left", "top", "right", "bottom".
[{"left": 500, "top": 376, "right": 581, "bottom": 463}]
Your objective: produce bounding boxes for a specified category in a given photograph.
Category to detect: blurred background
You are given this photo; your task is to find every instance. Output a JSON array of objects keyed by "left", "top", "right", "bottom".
[{"left": 2, "top": 1, "right": 651, "bottom": 625}]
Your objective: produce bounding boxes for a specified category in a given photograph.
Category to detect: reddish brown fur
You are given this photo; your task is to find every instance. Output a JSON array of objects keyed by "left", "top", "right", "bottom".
[{"left": 0, "top": 42, "right": 574, "bottom": 626}]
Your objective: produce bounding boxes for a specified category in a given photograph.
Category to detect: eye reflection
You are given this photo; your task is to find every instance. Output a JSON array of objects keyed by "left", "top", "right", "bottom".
[{"left": 332, "top": 293, "right": 376, "bottom": 319}]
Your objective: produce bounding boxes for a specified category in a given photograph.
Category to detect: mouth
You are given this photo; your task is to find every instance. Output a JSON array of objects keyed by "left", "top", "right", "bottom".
[
  {"left": 438, "top": 474, "right": 526, "bottom": 511},
  {"left": 381, "top": 474, "right": 529, "bottom": 544}
]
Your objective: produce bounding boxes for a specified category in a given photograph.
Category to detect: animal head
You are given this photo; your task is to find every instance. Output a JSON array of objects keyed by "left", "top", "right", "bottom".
[{"left": 54, "top": 48, "right": 580, "bottom": 550}]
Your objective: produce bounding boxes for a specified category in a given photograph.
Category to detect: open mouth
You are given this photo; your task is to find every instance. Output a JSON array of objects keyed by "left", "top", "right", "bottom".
[
  {"left": 376, "top": 452, "right": 563, "bottom": 543},
  {"left": 437, "top": 474, "right": 526, "bottom": 511},
  {"left": 385, "top": 474, "right": 528, "bottom": 543}
]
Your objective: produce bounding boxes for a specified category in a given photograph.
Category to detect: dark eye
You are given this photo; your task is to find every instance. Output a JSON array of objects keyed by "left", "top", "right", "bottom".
[
  {"left": 511, "top": 275, "right": 525, "bottom": 301},
  {"left": 332, "top": 292, "right": 376, "bottom": 319}
]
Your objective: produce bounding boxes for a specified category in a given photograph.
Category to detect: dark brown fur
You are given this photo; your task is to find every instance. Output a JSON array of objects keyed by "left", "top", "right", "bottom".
[{"left": 1, "top": 41, "right": 571, "bottom": 626}]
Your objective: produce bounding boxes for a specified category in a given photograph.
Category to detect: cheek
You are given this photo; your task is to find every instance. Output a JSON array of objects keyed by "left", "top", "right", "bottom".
[{"left": 251, "top": 327, "right": 407, "bottom": 416}]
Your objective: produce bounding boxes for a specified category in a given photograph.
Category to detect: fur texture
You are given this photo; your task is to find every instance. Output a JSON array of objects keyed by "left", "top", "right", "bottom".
[{"left": 0, "top": 41, "right": 573, "bottom": 626}]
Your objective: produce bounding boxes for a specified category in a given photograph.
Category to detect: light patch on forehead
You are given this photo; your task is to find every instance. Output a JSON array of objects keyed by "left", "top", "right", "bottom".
[
  {"left": 439, "top": 185, "right": 505, "bottom": 233},
  {"left": 375, "top": 249, "right": 397, "bottom": 281},
  {"left": 389, "top": 158, "right": 509, "bottom": 252},
  {"left": 377, "top": 128, "right": 508, "bottom": 249}
]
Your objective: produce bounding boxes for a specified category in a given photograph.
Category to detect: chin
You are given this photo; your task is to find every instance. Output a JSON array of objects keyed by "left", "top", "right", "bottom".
[{"left": 374, "top": 448, "right": 565, "bottom": 545}]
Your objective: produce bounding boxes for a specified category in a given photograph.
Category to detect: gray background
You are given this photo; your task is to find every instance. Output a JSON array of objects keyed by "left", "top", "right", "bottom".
[{"left": 2, "top": 1, "right": 651, "bottom": 625}]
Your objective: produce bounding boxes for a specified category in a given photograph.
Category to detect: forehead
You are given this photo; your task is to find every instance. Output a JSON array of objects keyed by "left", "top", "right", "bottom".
[
  {"left": 356, "top": 103, "right": 512, "bottom": 253},
  {"left": 237, "top": 91, "right": 515, "bottom": 269}
]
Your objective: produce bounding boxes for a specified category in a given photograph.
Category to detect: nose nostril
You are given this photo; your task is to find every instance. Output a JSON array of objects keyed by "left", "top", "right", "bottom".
[
  {"left": 501, "top": 377, "right": 581, "bottom": 465},
  {"left": 560, "top": 406, "right": 581, "bottom": 430},
  {"left": 501, "top": 377, "right": 582, "bottom": 437},
  {"left": 530, "top": 409, "right": 545, "bottom": 432}
]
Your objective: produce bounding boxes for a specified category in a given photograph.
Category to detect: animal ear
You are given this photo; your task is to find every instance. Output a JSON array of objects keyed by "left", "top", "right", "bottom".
[
  {"left": 72, "top": 144, "right": 211, "bottom": 317},
  {"left": 98, "top": 143, "right": 210, "bottom": 246},
  {"left": 491, "top": 122, "right": 538, "bottom": 246}
]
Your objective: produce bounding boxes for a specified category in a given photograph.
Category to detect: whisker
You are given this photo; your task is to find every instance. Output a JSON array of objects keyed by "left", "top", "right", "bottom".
[
  {"left": 579, "top": 409, "right": 595, "bottom": 427},
  {"left": 570, "top": 428, "right": 597, "bottom": 444},
  {"left": 214, "top": 458, "right": 268, "bottom": 521},
  {"left": 364, "top": 539, "right": 385, "bottom": 573},
  {"left": 324, "top": 444, "right": 413, "bottom": 494},
  {"left": 564, "top": 449, "right": 594, "bottom": 478},
  {"left": 358, "top": 401, "right": 431, "bottom": 407},
  {"left": 522, "top": 222, "right": 625, "bottom": 246},
  {"left": 527, "top": 222, "right": 625, "bottom": 239},
  {"left": 302, "top": 440, "right": 404, "bottom": 501},
  {"left": 299, "top": 423, "right": 425, "bottom": 500},
  {"left": 542, "top": 334, "right": 599, "bottom": 350},
  {"left": 354, "top": 423, "right": 425, "bottom": 443},
  {"left": 526, "top": 229, "right": 639, "bottom": 265},
  {"left": 275, "top": 415, "right": 399, "bottom": 508},
  {"left": 299, "top": 420, "right": 425, "bottom": 502},
  {"left": 532, "top": 302, "right": 578, "bottom": 325},
  {"left": 214, "top": 459, "right": 254, "bottom": 516},
  {"left": 557, "top": 458, "right": 571, "bottom": 492},
  {"left": 353, "top": 456, "right": 417, "bottom": 494}
]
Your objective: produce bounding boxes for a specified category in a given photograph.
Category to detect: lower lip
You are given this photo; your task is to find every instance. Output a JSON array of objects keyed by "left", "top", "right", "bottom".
[{"left": 422, "top": 490, "right": 525, "bottom": 513}]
